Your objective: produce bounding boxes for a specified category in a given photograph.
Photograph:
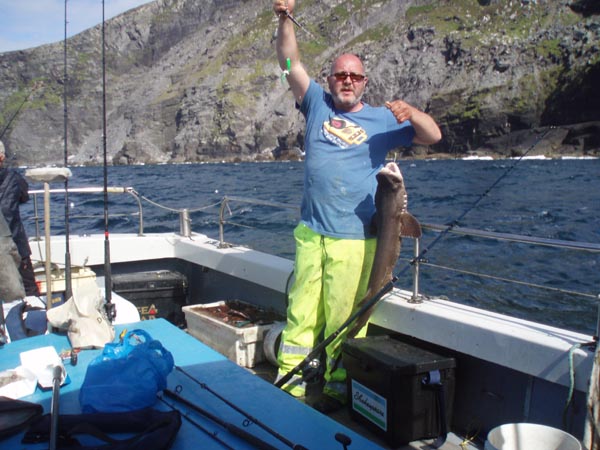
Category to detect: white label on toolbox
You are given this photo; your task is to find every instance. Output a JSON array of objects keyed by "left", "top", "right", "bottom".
[{"left": 351, "top": 378, "right": 387, "bottom": 431}]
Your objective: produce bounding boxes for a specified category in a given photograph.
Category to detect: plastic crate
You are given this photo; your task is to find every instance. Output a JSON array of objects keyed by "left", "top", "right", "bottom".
[{"left": 183, "top": 300, "right": 278, "bottom": 368}]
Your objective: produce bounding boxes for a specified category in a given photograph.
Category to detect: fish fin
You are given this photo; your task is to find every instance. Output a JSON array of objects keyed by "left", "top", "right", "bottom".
[{"left": 400, "top": 212, "right": 422, "bottom": 238}]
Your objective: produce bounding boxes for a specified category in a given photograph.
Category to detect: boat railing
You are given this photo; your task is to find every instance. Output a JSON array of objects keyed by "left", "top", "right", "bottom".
[
  {"left": 217, "top": 197, "right": 599, "bottom": 332},
  {"left": 29, "top": 187, "right": 145, "bottom": 238},
  {"left": 416, "top": 223, "right": 599, "bottom": 308},
  {"left": 26, "top": 188, "right": 600, "bottom": 336},
  {"left": 413, "top": 224, "right": 600, "bottom": 303},
  {"left": 218, "top": 195, "right": 299, "bottom": 247}
]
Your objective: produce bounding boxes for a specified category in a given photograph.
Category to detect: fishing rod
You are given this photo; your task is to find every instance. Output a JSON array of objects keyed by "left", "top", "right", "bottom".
[
  {"left": 283, "top": 10, "right": 316, "bottom": 40},
  {"left": 101, "top": 0, "right": 116, "bottom": 321},
  {"left": 63, "top": 0, "right": 72, "bottom": 300},
  {"left": 0, "top": 81, "right": 43, "bottom": 143},
  {"left": 0, "top": 95, "right": 30, "bottom": 141},
  {"left": 163, "top": 389, "right": 280, "bottom": 450},
  {"left": 276, "top": 127, "right": 554, "bottom": 389},
  {"left": 157, "top": 394, "right": 236, "bottom": 450},
  {"left": 274, "top": 7, "right": 321, "bottom": 43},
  {"left": 175, "top": 366, "right": 309, "bottom": 450}
]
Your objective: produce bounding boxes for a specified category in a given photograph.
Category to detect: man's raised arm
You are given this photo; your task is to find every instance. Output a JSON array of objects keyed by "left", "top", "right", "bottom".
[{"left": 273, "top": 0, "right": 310, "bottom": 105}]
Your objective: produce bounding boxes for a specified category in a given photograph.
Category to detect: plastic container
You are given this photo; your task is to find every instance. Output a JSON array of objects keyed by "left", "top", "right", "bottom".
[
  {"left": 183, "top": 301, "right": 278, "bottom": 368},
  {"left": 112, "top": 270, "right": 187, "bottom": 327},
  {"left": 485, "top": 423, "right": 581, "bottom": 450},
  {"left": 36, "top": 266, "right": 97, "bottom": 307},
  {"left": 342, "top": 335, "right": 456, "bottom": 447}
]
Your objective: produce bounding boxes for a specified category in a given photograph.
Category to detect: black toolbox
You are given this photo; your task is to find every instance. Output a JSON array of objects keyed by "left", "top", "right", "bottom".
[
  {"left": 112, "top": 270, "right": 188, "bottom": 327},
  {"left": 342, "top": 335, "right": 456, "bottom": 447}
]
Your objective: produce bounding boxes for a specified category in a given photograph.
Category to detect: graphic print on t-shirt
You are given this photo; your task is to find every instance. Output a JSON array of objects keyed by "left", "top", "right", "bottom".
[{"left": 323, "top": 116, "right": 367, "bottom": 148}]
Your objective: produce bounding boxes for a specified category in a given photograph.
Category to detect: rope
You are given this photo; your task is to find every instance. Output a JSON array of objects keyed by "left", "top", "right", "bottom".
[
  {"left": 136, "top": 192, "right": 221, "bottom": 214},
  {"left": 563, "top": 340, "right": 597, "bottom": 431},
  {"left": 563, "top": 343, "right": 581, "bottom": 431}
]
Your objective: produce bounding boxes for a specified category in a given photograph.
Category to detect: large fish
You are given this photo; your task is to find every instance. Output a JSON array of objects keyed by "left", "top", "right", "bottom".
[
  {"left": 0, "top": 212, "right": 25, "bottom": 301},
  {"left": 346, "top": 162, "right": 421, "bottom": 338}
]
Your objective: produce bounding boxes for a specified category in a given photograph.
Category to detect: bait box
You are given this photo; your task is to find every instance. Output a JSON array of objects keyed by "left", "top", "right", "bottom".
[
  {"left": 182, "top": 301, "right": 277, "bottom": 368},
  {"left": 342, "top": 335, "right": 456, "bottom": 447},
  {"left": 36, "top": 266, "right": 97, "bottom": 307}
]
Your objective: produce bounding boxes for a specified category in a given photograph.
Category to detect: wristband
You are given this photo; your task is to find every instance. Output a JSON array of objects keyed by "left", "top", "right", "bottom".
[{"left": 280, "top": 58, "right": 291, "bottom": 84}]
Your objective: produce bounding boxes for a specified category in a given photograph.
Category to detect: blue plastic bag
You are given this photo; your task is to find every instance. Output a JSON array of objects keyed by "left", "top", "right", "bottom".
[{"left": 79, "top": 329, "right": 174, "bottom": 413}]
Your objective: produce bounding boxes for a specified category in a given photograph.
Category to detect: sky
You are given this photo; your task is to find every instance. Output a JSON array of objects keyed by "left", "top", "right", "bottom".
[{"left": 0, "top": 0, "right": 154, "bottom": 53}]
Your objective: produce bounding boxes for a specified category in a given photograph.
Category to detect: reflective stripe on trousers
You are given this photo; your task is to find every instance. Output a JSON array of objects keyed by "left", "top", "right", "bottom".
[{"left": 276, "top": 223, "right": 375, "bottom": 397}]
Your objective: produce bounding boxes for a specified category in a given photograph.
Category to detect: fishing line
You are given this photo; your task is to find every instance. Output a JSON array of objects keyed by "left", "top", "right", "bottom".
[
  {"left": 411, "top": 127, "right": 554, "bottom": 268},
  {"left": 276, "top": 127, "right": 554, "bottom": 389},
  {"left": 101, "top": 0, "right": 116, "bottom": 321},
  {"left": 175, "top": 366, "right": 308, "bottom": 450}
]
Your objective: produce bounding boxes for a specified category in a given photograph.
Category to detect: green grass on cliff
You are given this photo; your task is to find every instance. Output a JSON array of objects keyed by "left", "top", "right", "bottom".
[
  {"left": 0, "top": 80, "right": 61, "bottom": 130},
  {"left": 405, "top": 0, "right": 577, "bottom": 47}
]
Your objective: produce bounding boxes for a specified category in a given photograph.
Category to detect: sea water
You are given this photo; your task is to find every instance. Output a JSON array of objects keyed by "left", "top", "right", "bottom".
[{"left": 20, "top": 158, "right": 600, "bottom": 335}]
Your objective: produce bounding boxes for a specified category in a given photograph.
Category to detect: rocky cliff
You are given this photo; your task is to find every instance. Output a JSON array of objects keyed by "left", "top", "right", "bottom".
[{"left": 0, "top": 0, "right": 598, "bottom": 166}]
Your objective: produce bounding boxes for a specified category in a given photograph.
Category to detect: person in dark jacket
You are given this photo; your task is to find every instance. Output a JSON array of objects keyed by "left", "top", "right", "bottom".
[{"left": 0, "top": 140, "right": 39, "bottom": 296}]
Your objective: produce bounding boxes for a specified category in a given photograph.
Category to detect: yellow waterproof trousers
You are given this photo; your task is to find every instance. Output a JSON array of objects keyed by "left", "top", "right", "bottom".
[{"left": 276, "top": 223, "right": 376, "bottom": 399}]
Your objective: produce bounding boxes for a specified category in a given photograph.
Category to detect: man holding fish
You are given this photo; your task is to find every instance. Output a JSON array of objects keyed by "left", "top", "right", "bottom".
[{"left": 272, "top": 0, "right": 441, "bottom": 412}]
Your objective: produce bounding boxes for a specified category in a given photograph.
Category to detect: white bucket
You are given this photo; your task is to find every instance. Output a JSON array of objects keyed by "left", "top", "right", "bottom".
[{"left": 485, "top": 423, "right": 581, "bottom": 450}]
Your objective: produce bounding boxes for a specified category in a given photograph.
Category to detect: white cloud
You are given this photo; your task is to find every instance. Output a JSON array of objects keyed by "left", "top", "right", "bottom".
[{"left": 0, "top": 0, "right": 153, "bottom": 52}]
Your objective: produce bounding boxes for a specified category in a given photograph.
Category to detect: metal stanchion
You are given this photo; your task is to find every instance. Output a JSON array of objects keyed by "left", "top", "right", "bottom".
[{"left": 25, "top": 168, "right": 71, "bottom": 323}]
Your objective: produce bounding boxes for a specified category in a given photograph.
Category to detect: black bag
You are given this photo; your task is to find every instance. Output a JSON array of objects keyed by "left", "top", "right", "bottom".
[
  {"left": 0, "top": 396, "right": 43, "bottom": 439},
  {"left": 22, "top": 407, "right": 181, "bottom": 450}
]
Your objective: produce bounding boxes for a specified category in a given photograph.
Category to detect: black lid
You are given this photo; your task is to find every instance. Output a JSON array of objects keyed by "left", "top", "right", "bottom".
[{"left": 343, "top": 335, "right": 456, "bottom": 375}]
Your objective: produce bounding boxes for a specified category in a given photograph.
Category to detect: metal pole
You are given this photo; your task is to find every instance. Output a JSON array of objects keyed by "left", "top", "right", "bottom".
[
  {"left": 410, "top": 237, "right": 422, "bottom": 304},
  {"left": 219, "top": 197, "right": 227, "bottom": 247},
  {"left": 179, "top": 209, "right": 191, "bottom": 237},
  {"left": 49, "top": 365, "right": 63, "bottom": 450},
  {"left": 43, "top": 182, "right": 53, "bottom": 317},
  {"left": 32, "top": 193, "right": 41, "bottom": 241}
]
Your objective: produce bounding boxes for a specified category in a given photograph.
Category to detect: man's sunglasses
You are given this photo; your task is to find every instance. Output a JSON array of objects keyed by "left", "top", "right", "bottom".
[{"left": 330, "top": 71, "right": 366, "bottom": 82}]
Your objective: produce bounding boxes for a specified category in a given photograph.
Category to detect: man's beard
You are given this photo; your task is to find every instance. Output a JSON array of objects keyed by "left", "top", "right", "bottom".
[{"left": 332, "top": 89, "right": 364, "bottom": 109}]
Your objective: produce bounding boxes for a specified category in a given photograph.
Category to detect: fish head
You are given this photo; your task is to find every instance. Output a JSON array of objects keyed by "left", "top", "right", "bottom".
[
  {"left": 375, "top": 162, "right": 406, "bottom": 205},
  {"left": 375, "top": 162, "right": 422, "bottom": 238}
]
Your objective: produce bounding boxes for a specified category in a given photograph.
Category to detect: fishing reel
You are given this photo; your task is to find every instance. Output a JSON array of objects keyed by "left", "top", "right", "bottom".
[
  {"left": 301, "top": 357, "right": 324, "bottom": 384},
  {"left": 105, "top": 302, "right": 117, "bottom": 322}
]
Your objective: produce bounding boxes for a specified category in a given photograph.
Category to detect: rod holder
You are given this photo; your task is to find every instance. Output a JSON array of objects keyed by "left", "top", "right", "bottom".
[
  {"left": 409, "top": 237, "right": 423, "bottom": 304},
  {"left": 179, "top": 209, "right": 191, "bottom": 237}
]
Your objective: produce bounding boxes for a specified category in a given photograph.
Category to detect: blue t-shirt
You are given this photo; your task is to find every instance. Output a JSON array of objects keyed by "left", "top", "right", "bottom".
[{"left": 298, "top": 80, "right": 415, "bottom": 239}]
